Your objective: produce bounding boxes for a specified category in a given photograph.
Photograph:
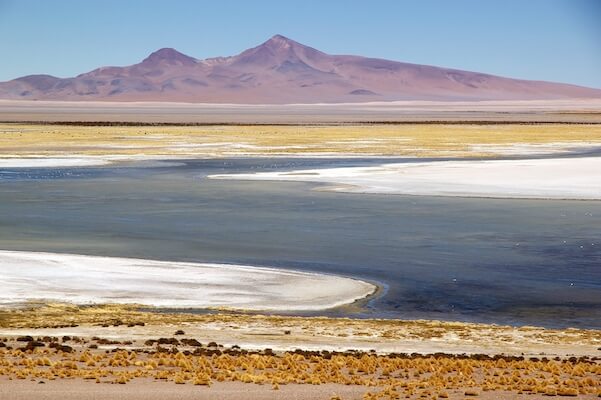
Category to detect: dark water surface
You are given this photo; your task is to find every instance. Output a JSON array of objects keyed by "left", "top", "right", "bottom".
[{"left": 1, "top": 158, "right": 600, "bottom": 329}]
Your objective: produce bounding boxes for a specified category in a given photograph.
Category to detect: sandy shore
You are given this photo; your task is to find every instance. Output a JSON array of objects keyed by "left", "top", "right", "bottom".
[
  {"left": 0, "top": 306, "right": 600, "bottom": 399},
  {"left": 0, "top": 250, "right": 376, "bottom": 311},
  {"left": 210, "top": 156, "right": 601, "bottom": 200},
  {"left": 2, "top": 304, "right": 600, "bottom": 357}
]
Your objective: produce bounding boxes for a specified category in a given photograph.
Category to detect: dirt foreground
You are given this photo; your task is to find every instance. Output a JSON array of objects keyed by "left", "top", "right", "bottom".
[{"left": 0, "top": 304, "right": 600, "bottom": 399}]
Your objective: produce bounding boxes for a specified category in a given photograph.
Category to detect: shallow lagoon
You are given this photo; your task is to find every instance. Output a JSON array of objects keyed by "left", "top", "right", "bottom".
[{"left": 1, "top": 157, "right": 600, "bottom": 328}]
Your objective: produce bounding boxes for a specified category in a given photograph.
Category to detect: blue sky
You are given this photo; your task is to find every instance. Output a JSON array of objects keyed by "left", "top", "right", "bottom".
[{"left": 0, "top": 0, "right": 599, "bottom": 87}]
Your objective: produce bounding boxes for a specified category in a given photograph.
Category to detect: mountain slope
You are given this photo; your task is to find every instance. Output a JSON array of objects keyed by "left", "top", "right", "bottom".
[{"left": 1, "top": 35, "right": 599, "bottom": 103}]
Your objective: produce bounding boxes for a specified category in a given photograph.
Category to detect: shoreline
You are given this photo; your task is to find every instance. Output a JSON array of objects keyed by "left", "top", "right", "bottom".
[
  {"left": 2, "top": 140, "right": 601, "bottom": 170},
  {"left": 1, "top": 303, "right": 600, "bottom": 400},
  {"left": 0, "top": 250, "right": 376, "bottom": 312},
  {"left": 210, "top": 156, "right": 601, "bottom": 200},
  {"left": 1, "top": 303, "right": 601, "bottom": 357},
  {"left": 0, "top": 155, "right": 194, "bottom": 168}
]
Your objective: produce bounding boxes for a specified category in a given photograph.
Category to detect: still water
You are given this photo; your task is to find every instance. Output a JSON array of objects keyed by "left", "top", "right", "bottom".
[{"left": 1, "top": 158, "right": 600, "bottom": 328}]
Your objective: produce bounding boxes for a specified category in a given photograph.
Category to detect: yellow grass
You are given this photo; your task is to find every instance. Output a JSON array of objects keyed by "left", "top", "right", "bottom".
[
  {"left": 1, "top": 338, "right": 600, "bottom": 399},
  {"left": 1, "top": 123, "right": 601, "bottom": 158},
  {"left": 2, "top": 304, "right": 600, "bottom": 398},
  {"left": 1, "top": 304, "right": 600, "bottom": 349}
]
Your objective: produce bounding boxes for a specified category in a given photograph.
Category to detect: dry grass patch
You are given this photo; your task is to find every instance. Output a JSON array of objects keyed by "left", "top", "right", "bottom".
[
  {"left": 1, "top": 304, "right": 600, "bottom": 352},
  {"left": 1, "top": 123, "right": 601, "bottom": 158},
  {"left": 0, "top": 341, "right": 600, "bottom": 399}
]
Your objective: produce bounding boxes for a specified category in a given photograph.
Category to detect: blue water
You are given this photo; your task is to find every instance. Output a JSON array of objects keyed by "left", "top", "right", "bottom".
[{"left": 1, "top": 157, "right": 600, "bottom": 329}]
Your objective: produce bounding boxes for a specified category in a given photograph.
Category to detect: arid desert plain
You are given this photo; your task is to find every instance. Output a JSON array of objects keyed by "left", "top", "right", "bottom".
[{"left": 1, "top": 100, "right": 601, "bottom": 399}]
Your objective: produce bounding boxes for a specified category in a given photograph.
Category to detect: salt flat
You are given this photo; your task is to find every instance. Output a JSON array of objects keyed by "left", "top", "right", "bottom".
[
  {"left": 0, "top": 155, "right": 186, "bottom": 168},
  {"left": 210, "top": 156, "right": 601, "bottom": 200},
  {"left": 2, "top": 99, "right": 601, "bottom": 123},
  {"left": 0, "top": 250, "right": 375, "bottom": 311},
  {"left": 0, "top": 157, "right": 111, "bottom": 168}
]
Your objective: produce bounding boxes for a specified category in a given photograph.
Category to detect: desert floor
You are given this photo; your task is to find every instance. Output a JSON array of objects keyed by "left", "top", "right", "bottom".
[
  {"left": 0, "top": 305, "right": 600, "bottom": 399},
  {"left": 2, "top": 379, "right": 600, "bottom": 400},
  {"left": 1, "top": 106, "right": 601, "bottom": 398},
  {"left": 1, "top": 99, "right": 601, "bottom": 123}
]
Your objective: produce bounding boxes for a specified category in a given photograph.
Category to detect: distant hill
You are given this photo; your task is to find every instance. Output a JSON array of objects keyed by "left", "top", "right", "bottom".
[{"left": 1, "top": 35, "right": 600, "bottom": 104}]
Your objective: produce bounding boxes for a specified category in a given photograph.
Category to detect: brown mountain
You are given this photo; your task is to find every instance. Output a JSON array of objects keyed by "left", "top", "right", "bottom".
[{"left": 1, "top": 35, "right": 600, "bottom": 104}]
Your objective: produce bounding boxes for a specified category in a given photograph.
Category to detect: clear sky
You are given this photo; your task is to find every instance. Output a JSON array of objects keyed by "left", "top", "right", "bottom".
[{"left": 0, "top": 0, "right": 600, "bottom": 88}]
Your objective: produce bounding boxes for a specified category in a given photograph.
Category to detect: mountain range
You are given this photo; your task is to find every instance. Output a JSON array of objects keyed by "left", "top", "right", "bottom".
[{"left": 1, "top": 35, "right": 600, "bottom": 104}]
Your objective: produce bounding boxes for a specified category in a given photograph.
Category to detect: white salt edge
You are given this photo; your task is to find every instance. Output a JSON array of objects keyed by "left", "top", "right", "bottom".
[
  {"left": 209, "top": 156, "right": 601, "bottom": 200},
  {"left": 0, "top": 250, "right": 376, "bottom": 311}
]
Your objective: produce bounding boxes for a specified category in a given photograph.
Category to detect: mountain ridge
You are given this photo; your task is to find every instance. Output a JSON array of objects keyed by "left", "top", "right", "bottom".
[{"left": 1, "top": 35, "right": 599, "bottom": 104}]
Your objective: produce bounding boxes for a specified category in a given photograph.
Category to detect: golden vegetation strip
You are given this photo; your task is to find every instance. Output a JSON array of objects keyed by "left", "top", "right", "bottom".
[
  {"left": 2, "top": 304, "right": 601, "bottom": 349},
  {"left": 0, "top": 335, "right": 600, "bottom": 399},
  {"left": 1, "top": 123, "right": 601, "bottom": 158}
]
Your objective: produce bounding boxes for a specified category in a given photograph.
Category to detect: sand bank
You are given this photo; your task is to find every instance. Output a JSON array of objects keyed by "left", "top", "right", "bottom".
[
  {"left": 210, "top": 156, "right": 601, "bottom": 200},
  {"left": 0, "top": 250, "right": 375, "bottom": 311}
]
